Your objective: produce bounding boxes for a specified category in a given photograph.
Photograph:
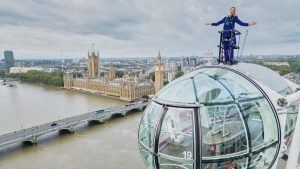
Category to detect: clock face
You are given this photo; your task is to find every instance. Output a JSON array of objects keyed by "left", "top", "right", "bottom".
[{"left": 156, "top": 66, "right": 163, "bottom": 71}]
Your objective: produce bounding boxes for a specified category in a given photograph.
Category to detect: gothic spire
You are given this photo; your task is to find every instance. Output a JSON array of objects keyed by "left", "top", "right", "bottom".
[{"left": 157, "top": 50, "right": 161, "bottom": 61}]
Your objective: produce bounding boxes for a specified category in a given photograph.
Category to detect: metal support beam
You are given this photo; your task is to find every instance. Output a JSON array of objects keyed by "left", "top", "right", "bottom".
[
  {"left": 278, "top": 91, "right": 300, "bottom": 169},
  {"left": 286, "top": 102, "right": 300, "bottom": 169}
]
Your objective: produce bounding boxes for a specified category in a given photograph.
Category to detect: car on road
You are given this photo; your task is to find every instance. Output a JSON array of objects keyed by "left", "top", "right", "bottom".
[
  {"left": 96, "top": 109, "right": 109, "bottom": 114},
  {"left": 96, "top": 109, "right": 104, "bottom": 114},
  {"left": 51, "top": 122, "right": 57, "bottom": 127}
]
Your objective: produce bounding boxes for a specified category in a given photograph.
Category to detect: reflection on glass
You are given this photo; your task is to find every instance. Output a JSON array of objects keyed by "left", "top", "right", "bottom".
[
  {"left": 219, "top": 79, "right": 261, "bottom": 102},
  {"left": 139, "top": 102, "right": 164, "bottom": 149},
  {"left": 248, "top": 99, "right": 278, "bottom": 151},
  {"left": 202, "top": 158, "right": 248, "bottom": 169},
  {"left": 157, "top": 79, "right": 197, "bottom": 104},
  {"left": 233, "top": 63, "right": 293, "bottom": 95},
  {"left": 285, "top": 103, "right": 298, "bottom": 139},
  {"left": 140, "top": 149, "right": 155, "bottom": 169},
  {"left": 158, "top": 108, "right": 194, "bottom": 160},
  {"left": 203, "top": 68, "right": 263, "bottom": 101},
  {"left": 159, "top": 158, "right": 193, "bottom": 169},
  {"left": 193, "top": 74, "right": 233, "bottom": 104},
  {"left": 240, "top": 101, "right": 264, "bottom": 148},
  {"left": 278, "top": 87, "right": 293, "bottom": 96},
  {"left": 249, "top": 145, "right": 278, "bottom": 169},
  {"left": 201, "top": 104, "right": 248, "bottom": 158}
]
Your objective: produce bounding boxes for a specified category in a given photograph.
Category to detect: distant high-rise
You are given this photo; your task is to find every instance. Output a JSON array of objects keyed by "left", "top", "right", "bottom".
[{"left": 4, "top": 50, "right": 14, "bottom": 72}]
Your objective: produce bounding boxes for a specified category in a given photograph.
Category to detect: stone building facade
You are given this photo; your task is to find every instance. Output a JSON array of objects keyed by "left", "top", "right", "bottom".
[
  {"left": 155, "top": 51, "right": 164, "bottom": 93},
  {"left": 87, "top": 51, "right": 100, "bottom": 78},
  {"left": 63, "top": 50, "right": 164, "bottom": 101}
]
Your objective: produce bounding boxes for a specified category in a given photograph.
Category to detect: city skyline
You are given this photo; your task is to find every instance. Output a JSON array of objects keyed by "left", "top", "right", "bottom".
[{"left": 0, "top": 0, "right": 299, "bottom": 59}]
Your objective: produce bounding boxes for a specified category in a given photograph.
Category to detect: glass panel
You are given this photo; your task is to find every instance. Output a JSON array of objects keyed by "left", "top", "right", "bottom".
[
  {"left": 193, "top": 74, "right": 233, "bottom": 104},
  {"left": 249, "top": 144, "right": 278, "bottom": 169},
  {"left": 241, "top": 99, "right": 278, "bottom": 151},
  {"left": 233, "top": 63, "right": 293, "bottom": 95},
  {"left": 201, "top": 104, "right": 248, "bottom": 158},
  {"left": 139, "top": 102, "right": 164, "bottom": 149},
  {"left": 140, "top": 148, "right": 155, "bottom": 169},
  {"left": 240, "top": 101, "right": 264, "bottom": 148},
  {"left": 285, "top": 103, "right": 298, "bottom": 138},
  {"left": 202, "top": 158, "right": 248, "bottom": 169},
  {"left": 203, "top": 68, "right": 263, "bottom": 101},
  {"left": 158, "top": 107, "right": 194, "bottom": 160},
  {"left": 157, "top": 79, "right": 196, "bottom": 104},
  {"left": 159, "top": 158, "right": 193, "bottom": 169},
  {"left": 278, "top": 87, "right": 293, "bottom": 96}
]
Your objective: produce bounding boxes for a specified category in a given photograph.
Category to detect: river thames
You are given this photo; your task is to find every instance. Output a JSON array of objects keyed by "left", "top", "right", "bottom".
[{"left": 0, "top": 81, "right": 146, "bottom": 169}]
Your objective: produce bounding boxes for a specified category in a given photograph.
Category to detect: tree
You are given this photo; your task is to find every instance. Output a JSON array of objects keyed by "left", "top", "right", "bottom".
[
  {"left": 164, "top": 80, "right": 169, "bottom": 86},
  {"left": 142, "top": 95, "right": 150, "bottom": 99},
  {"left": 0, "top": 71, "right": 5, "bottom": 78},
  {"left": 175, "top": 71, "right": 184, "bottom": 79},
  {"left": 129, "top": 72, "right": 137, "bottom": 77},
  {"left": 148, "top": 72, "right": 155, "bottom": 81},
  {"left": 115, "top": 71, "right": 125, "bottom": 78},
  {"left": 6, "top": 70, "right": 64, "bottom": 87},
  {"left": 261, "top": 64, "right": 292, "bottom": 75},
  {"left": 289, "top": 61, "right": 300, "bottom": 73},
  {"left": 73, "top": 72, "right": 83, "bottom": 78}
]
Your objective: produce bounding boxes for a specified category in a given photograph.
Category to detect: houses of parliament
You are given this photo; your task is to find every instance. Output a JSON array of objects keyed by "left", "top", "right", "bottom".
[{"left": 64, "top": 50, "right": 164, "bottom": 101}]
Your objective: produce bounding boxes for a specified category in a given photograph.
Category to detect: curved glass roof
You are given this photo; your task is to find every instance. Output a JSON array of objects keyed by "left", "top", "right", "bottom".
[
  {"left": 155, "top": 66, "right": 267, "bottom": 105},
  {"left": 231, "top": 63, "right": 293, "bottom": 96},
  {"left": 139, "top": 66, "right": 280, "bottom": 169}
]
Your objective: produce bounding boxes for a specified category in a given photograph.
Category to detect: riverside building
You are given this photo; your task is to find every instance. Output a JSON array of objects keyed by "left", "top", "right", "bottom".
[{"left": 64, "top": 50, "right": 164, "bottom": 101}]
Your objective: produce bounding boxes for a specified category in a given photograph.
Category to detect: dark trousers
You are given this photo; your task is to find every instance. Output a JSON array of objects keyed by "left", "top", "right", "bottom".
[{"left": 223, "top": 41, "right": 234, "bottom": 64}]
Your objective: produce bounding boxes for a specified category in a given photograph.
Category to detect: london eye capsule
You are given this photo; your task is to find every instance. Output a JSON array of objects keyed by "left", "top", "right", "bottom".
[{"left": 138, "top": 64, "right": 283, "bottom": 169}]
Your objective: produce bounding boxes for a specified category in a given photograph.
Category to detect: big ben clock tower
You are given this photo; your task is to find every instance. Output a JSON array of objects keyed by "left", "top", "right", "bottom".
[{"left": 155, "top": 51, "right": 164, "bottom": 93}]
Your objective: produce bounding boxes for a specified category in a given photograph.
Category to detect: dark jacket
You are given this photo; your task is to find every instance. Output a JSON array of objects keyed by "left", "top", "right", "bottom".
[{"left": 212, "top": 16, "right": 249, "bottom": 43}]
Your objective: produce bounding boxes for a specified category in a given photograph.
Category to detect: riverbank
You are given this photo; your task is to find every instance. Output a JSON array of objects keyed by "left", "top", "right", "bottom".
[
  {"left": 66, "top": 87, "right": 129, "bottom": 101},
  {"left": 5, "top": 70, "right": 64, "bottom": 87}
]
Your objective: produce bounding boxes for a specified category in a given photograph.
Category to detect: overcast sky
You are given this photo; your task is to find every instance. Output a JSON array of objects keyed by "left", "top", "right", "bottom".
[{"left": 0, "top": 0, "right": 299, "bottom": 59}]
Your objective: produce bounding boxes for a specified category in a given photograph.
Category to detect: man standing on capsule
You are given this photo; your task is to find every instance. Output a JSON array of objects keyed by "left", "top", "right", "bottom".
[{"left": 206, "top": 7, "right": 257, "bottom": 65}]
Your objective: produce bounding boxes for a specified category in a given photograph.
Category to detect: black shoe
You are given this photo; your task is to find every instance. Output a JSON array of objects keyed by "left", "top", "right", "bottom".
[{"left": 232, "top": 45, "right": 240, "bottom": 49}]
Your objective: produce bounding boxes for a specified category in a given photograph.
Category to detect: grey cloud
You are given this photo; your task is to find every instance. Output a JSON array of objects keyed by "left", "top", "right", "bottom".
[
  {"left": 0, "top": 0, "right": 148, "bottom": 40},
  {"left": 0, "top": 0, "right": 299, "bottom": 58}
]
